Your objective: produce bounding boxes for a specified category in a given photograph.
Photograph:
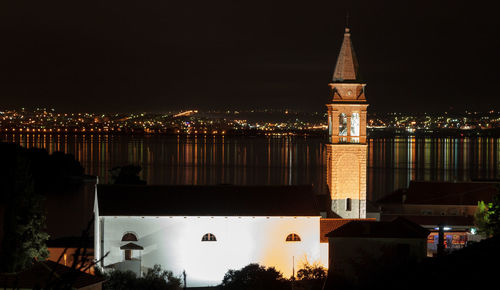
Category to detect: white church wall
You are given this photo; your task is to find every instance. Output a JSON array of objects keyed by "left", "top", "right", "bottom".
[
  {"left": 320, "top": 242, "right": 329, "bottom": 268},
  {"left": 93, "top": 189, "right": 101, "bottom": 266},
  {"left": 100, "top": 216, "right": 321, "bottom": 287}
]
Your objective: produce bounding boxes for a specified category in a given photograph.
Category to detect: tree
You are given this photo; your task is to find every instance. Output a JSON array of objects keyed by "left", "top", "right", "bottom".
[
  {"left": 102, "top": 265, "right": 181, "bottom": 290},
  {"left": 1, "top": 143, "right": 91, "bottom": 273},
  {"left": 110, "top": 165, "right": 146, "bottom": 185},
  {"left": 21, "top": 147, "right": 84, "bottom": 195},
  {"left": 474, "top": 200, "right": 490, "bottom": 235},
  {"left": 485, "top": 189, "right": 500, "bottom": 236},
  {"left": 296, "top": 261, "right": 327, "bottom": 280},
  {"left": 474, "top": 185, "right": 500, "bottom": 237},
  {"left": 296, "top": 262, "right": 327, "bottom": 290},
  {"left": 0, "top": 143, "right": 49, "bottom": 272},
  {"left": 140, "top": 264, "right": 182, "bottom": 289},
  {"left": 220, "top": 264, "right": 289, "bottom": 290},
  {"left": 102, "top": 270, "right": 138, "bottom": 290}
]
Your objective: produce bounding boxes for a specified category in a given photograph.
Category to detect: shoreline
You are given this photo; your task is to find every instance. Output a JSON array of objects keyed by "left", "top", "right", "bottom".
[{"left": 1, "top": 128, "right": 500, "bottom": 138}]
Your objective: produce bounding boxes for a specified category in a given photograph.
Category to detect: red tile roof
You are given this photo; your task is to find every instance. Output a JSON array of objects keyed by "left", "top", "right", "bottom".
[{"left": 320, "top": 218, "right": 376, "bottom": 242}]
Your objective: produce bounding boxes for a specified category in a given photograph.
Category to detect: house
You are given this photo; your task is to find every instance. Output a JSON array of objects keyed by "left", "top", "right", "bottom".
[
  {"left": 0, "top": 260, "right": 105, "bottom": 290},
  {"left": 94, "top": 184, "right": 325, "bottom": 287},
  {"left": 323, "top": 217, "right": 428, "bottom": 288},
  {"left": 377, "top": 181, "right": 498, "bottom": 255},
  {"left": 47, "top": 236, "right": 94, "bottom": 274}
]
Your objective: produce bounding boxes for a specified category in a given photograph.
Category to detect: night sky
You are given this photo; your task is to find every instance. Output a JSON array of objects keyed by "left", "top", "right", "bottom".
[{"left": 0, "top": 0, "right": 498, "bottom": 113}]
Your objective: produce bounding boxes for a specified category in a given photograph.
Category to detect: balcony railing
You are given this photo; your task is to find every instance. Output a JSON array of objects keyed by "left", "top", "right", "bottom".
[{"left": 330, "top": 136, "right": 366, "bottom": 144}]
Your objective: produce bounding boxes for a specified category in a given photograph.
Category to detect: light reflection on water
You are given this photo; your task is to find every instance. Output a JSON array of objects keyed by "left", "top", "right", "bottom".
[
  {"left": 368, "top": 137, "right": 499, "bottom": 199},
  {"left": 2, "top": 134, "right": 499, "bottom": 200}
]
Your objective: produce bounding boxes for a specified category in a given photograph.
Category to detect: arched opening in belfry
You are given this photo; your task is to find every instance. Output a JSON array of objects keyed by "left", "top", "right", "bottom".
[
  {"left": 339, "top": 113, "right": 348, "bottom": 142},
  {"left": 350, "top": 112, "right": 360, "bottom": 143}
]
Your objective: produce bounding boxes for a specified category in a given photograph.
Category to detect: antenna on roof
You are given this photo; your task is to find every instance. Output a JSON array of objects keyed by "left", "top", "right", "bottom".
[{"left": 346, "top": 11, "right": 350, "bottom": 29}]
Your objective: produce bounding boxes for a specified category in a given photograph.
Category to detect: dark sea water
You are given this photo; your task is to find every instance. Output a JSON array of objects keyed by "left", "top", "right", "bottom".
[{"left": 2, "top": 134, "right": 499, "bottom": 200}]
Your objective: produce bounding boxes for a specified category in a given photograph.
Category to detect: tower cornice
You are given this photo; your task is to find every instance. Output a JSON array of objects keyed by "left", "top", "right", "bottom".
[{"left": 329, "top": 82, "right": 366, "bottom": 102}]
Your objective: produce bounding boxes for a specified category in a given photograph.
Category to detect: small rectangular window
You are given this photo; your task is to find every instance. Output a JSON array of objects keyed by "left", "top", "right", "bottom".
[
  {"left": 346, "top": 198, "right": 352, "bottom": 211},
  {"left": 125, "top": 249, "right": 132, "bottom": 260}
]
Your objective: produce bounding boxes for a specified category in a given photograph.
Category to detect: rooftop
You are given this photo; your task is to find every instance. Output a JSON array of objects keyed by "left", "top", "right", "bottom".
[
  {"left": 320, "top": 218, "right": 376, "bottom": 242},
  {"left": 381, "top": 214, "right": 474, "bottom": 227},
  {"left": 378, "top": 181, "right": 499, "bottom": 205},
  {"left": 97, "top": 184, "right": 320, "bottom": 217},
  {"left": 326, "top": 217, "right": 429, "bottom": 239}
]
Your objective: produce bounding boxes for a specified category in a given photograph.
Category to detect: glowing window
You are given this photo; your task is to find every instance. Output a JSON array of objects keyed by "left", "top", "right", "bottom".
[
  {"left": 202, "top": 233, "right": 217, "bottom": 242},
  {"left": 427, "top": 234, "right": 435, "bottom": 243},
  {"left": 121, "top": 233, "right": 138, "bottom": 242},
  {"left": 286, "top": 233, "right": 301, "bottom": 242}
]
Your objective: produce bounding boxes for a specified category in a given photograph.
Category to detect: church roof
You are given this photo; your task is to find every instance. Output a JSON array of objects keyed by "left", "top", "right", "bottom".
[
  {"left": 332, "top": 28, "right": 362, "bottom": 82},
  {"left": 96, "top": 184, "right": 320, "bottom": 216}
]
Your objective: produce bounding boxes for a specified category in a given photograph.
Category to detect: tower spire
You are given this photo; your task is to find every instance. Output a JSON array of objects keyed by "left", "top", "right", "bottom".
[{"left": 332, "top": 27, "right": 361, "bottom": 82}]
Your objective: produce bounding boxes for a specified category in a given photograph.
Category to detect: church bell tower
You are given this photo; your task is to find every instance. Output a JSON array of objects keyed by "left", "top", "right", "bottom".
[{"left": 326, "top": 27, "right": 368, "bottom": 218}]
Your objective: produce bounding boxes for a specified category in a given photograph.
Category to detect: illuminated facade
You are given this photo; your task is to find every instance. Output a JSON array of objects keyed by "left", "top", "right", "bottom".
[
  {"left": 326, "top": 28, "right": 368, "bottom": 218},
  {"left": 94, "top": 185, "right": 323, "bottom": 287}
]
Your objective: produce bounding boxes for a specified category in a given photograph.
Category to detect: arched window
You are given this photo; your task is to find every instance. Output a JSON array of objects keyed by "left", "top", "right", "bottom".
[
  {"left": 201, "top": 233, "right": 217, "bottom": 241},
  {"left": 121, "top": 233, "right": 138, "bottom": 242},
  {"left": 286, "top": 233, "right": 301, "bottom": 242}
]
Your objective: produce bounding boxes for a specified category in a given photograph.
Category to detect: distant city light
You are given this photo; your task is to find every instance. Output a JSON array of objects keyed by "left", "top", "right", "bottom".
[{"left": 0, "top": 108, "right": 498, "bottom": 136}]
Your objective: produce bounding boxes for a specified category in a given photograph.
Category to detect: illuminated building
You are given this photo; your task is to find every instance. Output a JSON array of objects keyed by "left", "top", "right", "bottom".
[
  {"left": 94, "top": 185, "right": 323, "bottom": 287},
  {"left": 377, "top": 181, "right": 498, "bottom": 256},
  {"left": 91, "top": 27, "right": 379, "bottom": 287},
  {"left": 326, "top": 27, "right": 368, "bottom": 218}
]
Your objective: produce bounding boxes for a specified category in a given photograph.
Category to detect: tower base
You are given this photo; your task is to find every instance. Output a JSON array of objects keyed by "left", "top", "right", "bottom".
[{"left": 326, "top": 144, "right": 367, "bottom": 219}]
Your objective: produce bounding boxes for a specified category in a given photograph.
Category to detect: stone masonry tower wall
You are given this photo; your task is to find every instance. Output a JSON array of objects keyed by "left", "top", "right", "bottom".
[{"left": 326, "top": 28, "right": 368, "bottom": 218}]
